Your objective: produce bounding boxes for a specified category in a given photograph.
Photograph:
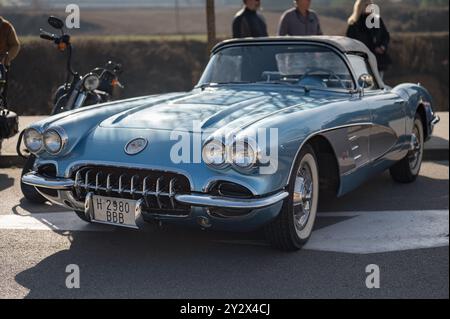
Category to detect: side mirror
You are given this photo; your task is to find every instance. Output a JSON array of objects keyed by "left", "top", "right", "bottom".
[
  {"left": 357, "top": 74, "right": 374, "bottom": 89},
  {"left": 48, "top": 16, "right": 65, "bottom": 30}
]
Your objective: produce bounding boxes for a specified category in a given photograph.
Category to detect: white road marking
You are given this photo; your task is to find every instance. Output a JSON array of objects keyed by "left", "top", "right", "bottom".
[
  {"left": 0, "top": 212, "right": 112, "bottom": 232},
  {"left": 0, "top": 210, "right": 448, "bottom": 254},
  {"left": 304, "top": 210, "right": 449, "bottom": 254}
]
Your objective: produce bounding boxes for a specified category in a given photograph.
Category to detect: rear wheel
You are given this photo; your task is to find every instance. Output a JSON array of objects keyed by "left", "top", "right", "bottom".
[
  {"left": 265, "top": 144, "right": 319, "bottom": 251},
  {"left": 390, "top": 114, "right": 424, "bottom": 183}
]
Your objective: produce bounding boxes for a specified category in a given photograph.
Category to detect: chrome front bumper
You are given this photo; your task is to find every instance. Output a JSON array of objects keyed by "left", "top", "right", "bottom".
[{"left": 22, "top": 172, "right": 289, "bottom": 210}]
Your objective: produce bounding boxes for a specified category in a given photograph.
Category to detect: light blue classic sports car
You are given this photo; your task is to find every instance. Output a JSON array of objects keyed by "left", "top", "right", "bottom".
[{"left": 22, "top": 36, "right": 439, "bottom": 250}]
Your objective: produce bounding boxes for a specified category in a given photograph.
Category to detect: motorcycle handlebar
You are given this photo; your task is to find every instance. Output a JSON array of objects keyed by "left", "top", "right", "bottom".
[
  {"left": 39, "top": 30, "right": 56, "bottom": 41},
  {"left": 40, "top": 34, "right": 55, "bottom": 41}
]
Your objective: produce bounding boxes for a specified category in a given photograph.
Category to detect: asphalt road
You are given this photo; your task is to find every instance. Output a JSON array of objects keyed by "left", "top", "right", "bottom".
[{"left": 0, "top": 161, "right": 448, "bottom": 299}]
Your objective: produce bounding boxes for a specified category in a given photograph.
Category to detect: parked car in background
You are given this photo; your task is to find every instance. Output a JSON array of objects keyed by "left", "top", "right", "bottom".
[{"left": 21, "top": 37, "right": 439, "bottom": 251}]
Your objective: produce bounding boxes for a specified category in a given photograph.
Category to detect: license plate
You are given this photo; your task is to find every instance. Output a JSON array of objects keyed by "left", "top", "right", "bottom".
[{"left": 92, "top": 195, "right": 137, "bottom": 228}]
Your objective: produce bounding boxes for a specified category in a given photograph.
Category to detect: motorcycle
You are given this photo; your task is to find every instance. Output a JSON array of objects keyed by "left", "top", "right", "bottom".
[{"left": 18, "top": 16, "right": 124, "bottom": 203}]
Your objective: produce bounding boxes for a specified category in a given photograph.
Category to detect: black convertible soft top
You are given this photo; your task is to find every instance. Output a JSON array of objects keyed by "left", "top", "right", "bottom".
[{"left": 212, "top": 36, "right": 385, "bottom": 88}]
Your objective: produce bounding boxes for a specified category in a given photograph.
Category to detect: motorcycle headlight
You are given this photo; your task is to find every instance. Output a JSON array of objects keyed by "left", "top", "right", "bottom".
[
  {"left": 232, "top": 141, "right": 258, "bottom": 170},
  {"left": 43, "top": 129, "right": 64, "bottom": 154},
  {"left": 23, "top": 128, "right": 43, "bottom": 153},
  {"left": 202, "top": 139, "right": 226, "bottom": 168},
  {"left": 83, "top": 74, "right": 100, "bottom": 91}
]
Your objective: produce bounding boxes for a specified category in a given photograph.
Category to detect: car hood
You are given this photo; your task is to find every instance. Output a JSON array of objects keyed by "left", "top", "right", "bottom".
[{"left": 100, "top": 87, "right": 345, "bottom": 133}]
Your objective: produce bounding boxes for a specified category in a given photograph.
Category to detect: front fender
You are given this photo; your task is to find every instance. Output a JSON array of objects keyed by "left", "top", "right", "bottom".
[{"left": 392, "top": 83, "right": 436, "bottom": 139}]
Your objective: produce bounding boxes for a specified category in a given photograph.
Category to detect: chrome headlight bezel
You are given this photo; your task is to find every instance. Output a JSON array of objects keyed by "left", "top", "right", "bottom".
[
  {"left": 43, "top": 127, "right": 67, "bottom": 155},
  {"left": 83, "top": 74, "right": 100, "bottom": 91},
  {"left": 23, "top": 128, "right": 44, "bottom": 154},
  {"left": 231, "top": 139, "right": 259, "bottom": 171},
  {"left": 202, "top": 139, "right": 227, "bottom": 169}
]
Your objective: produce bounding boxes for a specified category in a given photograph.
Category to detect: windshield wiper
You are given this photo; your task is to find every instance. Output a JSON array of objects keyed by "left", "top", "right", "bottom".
[
  {"left": 198, "top": 81, "right": 253, "bottom": 89},
  {"left": 258, "top": 80, "right": 311, "bottom": 93}
]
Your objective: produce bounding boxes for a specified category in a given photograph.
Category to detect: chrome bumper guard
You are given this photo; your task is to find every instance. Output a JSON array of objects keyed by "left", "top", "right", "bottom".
[
  {"left": 22, "top": 172, "right": 289, "bottom": 210},
  {"left": 22, "top": 171, "right": 75, "bottom": 190},
  {"left": 431, "top": 114, "right": 440, "bottom": 128}
]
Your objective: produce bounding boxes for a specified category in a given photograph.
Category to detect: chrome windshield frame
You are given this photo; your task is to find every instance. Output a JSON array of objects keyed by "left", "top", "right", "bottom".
[{"left": 196, "top": 41, "right": 358, "bottom": 91}]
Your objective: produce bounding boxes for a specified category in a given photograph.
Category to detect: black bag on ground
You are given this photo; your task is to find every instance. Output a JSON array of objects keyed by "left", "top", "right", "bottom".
[{"left": 0, "top": 109, "right": 19, "bottom": 139}]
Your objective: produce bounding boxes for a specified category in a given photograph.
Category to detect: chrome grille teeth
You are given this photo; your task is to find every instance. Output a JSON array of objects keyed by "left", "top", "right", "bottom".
[
  {"left": 169, "top": 178, "right": 177, "bottom": 209},
  {"left": 106, "top": 173, "right": 112, "bottom": 193},
  {"left": 73, "top": 167, "right": 190, "bottom": 215},
  {"left": 95, "top": 172, "right": 102, "bottom": 192},
  {"left": 155, "top": 177, "right": 163, "bottom": 209},
  {"left": 85, "top": 170, "right": 92, "bottom": 191},
  {"left": 74, "top": 170, "right": 82, "bottom": 198},
  {"left": 75, "top": 170, "right": 81, "bottom": 187},
  {"left": 142, "top": 176, "right": 151, "bottom": 208},
  {"left": 118, "top": 174, "right": 125, "bottom": 194},
  {"left": 130, "top": 175, "right": 139, "bottom": 197}
]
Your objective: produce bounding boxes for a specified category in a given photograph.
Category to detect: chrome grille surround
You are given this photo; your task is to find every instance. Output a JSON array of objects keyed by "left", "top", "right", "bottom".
[{"left": 71, "top": 165, "right": 192, "bottom": 216}]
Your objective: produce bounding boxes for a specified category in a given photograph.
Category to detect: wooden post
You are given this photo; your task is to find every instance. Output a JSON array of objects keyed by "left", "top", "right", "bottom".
[{"left": 206, "top": 0, "right": 216, "bottom": 53}]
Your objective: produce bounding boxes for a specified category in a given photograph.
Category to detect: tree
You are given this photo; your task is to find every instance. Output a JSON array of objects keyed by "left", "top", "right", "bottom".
[{"left": 206, "top": 0, "right": 216, "bottom": 52}]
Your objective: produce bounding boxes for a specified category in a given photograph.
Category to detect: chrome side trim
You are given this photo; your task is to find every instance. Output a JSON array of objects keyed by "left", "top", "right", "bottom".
[
  {"left": 286, "top": 122, "right": 374, "bottom": 184},
  {"left": 22, "top": 172, "right": 74, "bottom": 190},
  {"left": 175, "top": 191, "right": 288, "bottom": 209}
]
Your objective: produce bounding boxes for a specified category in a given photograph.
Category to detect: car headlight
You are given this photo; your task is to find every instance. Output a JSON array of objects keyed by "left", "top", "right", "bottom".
[
  {"left": 23, "top": 128, "right": 43, "bottom": 153},
  {"left": 202, "top": 140, "right": 226, "bottom": 167},
  {"left": 83, "top": 74, "right": 100, "bottom": 91},
  {"left": 232, "top": 141, "right": 258, "bottom": 169},
  {"left": 43, "top": 129, "right": 63, "bottom": 154}
]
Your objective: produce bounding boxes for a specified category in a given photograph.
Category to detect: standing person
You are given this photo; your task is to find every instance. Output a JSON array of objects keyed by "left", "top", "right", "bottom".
[
  {"left": 0, "top": 16, "right": 21, "bottom": 106},
  {"left": 346, "top": 0, "right": 391, "bottom": 78},
  {"left": 278, "top": 0, "right": 323, "bottom": 36},
  {"left": 232, "top": 0, "right": 268, "bottom": 38}
]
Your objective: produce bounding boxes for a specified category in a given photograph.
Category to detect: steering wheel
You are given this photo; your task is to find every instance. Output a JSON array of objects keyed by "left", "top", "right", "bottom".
[{"left": 299, "top": 67, "right": 347, "bottom": 89}]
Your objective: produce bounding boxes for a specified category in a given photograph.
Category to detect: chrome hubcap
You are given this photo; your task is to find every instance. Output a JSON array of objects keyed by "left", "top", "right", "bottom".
[
  {"left": 408, "top": 124, "right": 422, "bottom": 170},
  {"left": 293, "top": 162, "right": 313, "bottom": 230}
]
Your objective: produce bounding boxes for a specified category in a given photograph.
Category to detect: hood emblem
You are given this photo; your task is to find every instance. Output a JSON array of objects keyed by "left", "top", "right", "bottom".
[{"left": 124, "top": 138, "right": 148, "bottom": 155}]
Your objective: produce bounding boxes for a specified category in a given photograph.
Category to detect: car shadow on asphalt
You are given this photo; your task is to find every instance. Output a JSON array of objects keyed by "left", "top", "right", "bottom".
[
  {"left": 318, "top": 169, "right": 449, "bottom": 212},
  {"left": 13, "top": 169, "right": 449, "bottom": 298},
  {"left": 13, "top": 213, "right": 358, "bottom": 299},
  {"left": 11, "top": 198, "right": 70, "bottom": 216},
  {"left": 0, "top": 173, "right": 14, "bottom": 192}
]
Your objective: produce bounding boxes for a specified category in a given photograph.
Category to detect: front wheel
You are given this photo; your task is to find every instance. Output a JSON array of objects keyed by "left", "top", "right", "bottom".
[
  {"left": 390, "top": 114, "right": 424, "bottom": 183},
  {"left": 20, "top": 155, "right": 48, "bottom": 204},
  {"left": 75, "top": 210, "right": 91, "bottom": 223},
  {"left": 265, "top": 144, "right": 320, "bottom": 251}
]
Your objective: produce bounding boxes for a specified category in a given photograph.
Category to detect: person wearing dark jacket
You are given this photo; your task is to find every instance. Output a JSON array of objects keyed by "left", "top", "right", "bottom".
[
  {"left": 346, "top": 0, "right": 391, "bottom": 78},
  {"left": 232, "top": 0, "right": 268, "bottom": 38}
]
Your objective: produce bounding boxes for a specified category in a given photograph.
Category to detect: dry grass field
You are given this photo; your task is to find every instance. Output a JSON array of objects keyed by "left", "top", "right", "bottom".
[{"left": 9, "top": 7, "right": 351, "bottom": 37}]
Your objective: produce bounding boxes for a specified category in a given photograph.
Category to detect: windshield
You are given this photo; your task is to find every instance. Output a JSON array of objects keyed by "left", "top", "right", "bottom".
[{"left": 198, "top": 44, "right": 355, "bottom": 90}]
